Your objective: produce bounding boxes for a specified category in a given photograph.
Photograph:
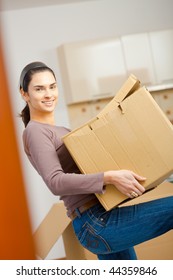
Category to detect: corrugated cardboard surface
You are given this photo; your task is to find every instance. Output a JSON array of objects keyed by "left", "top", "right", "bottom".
[
  {"left": 135, "top": 231, "right": 173, "bottom": 260},
  {"left": 33, "top": 202, "right": 70, "bottom": 259},
  {"left": 63, "top": 75, "right": 173, "bottom": 210}
]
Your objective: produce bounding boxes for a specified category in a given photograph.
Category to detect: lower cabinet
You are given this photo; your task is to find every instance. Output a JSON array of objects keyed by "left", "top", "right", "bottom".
[{"left": 67, "top": 89, "right": 173, "bottom": 129}]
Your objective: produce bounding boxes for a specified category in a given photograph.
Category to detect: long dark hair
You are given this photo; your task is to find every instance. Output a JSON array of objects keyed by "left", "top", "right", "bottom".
[{"left": 19, "top": 62, "right": 56, "bottom": 127}]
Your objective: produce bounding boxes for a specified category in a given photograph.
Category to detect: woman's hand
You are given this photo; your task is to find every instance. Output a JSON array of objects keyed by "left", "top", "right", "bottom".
[{"left": 103, "top": 170, "right": 146, "bottom": 198}]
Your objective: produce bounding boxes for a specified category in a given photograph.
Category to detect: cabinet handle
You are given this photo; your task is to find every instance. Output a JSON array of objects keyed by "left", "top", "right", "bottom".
[
  {"left": 81, "top": 107, "right": 86, "bottom": 113},
  {"left": 166, "top": 110, "right": 171, "bottom": 115}
]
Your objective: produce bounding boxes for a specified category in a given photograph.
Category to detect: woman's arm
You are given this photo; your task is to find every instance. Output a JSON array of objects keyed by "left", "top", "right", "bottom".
[{"left": 23, "top": 125, "right": 105, "bottom": 196}]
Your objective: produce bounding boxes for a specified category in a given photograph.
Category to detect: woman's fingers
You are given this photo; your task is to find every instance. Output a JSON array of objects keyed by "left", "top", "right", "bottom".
[
  {"left": 131, "top": 171, "right": 146, "bottom": 182},
  {"left": 134, "top": 180, "right": 146, "bottom": 193},
  {"left": 104, "top": 169, "right": 147, "bottom": 198}
]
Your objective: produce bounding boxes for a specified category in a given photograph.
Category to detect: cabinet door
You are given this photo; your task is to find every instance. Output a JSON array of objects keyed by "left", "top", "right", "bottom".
[
  {"left": 121, "top": 33, "right": 156, "bottom": 85},
  {"left": 67, "top": 98, "right": 112, "bottom": 129},
  {"left": 58, "top": 39, "right": 127, "bottom": 104},
  {"left": 149, "top": 29, "right": 173, "bottom": 84},
  {"left": 151, "top": 89, "right": 173, "bottom": 124},
  {"left": 91, "top": 98, "right": 111, "bottom": 116},
  {"left": 67, "top": 102, "right": 92, "bottom": 129}
]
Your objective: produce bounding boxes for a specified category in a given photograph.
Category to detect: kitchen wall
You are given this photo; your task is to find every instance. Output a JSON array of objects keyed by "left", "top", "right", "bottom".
[{"left": 0, "top": 0, "right": 173, "bottom": 259}]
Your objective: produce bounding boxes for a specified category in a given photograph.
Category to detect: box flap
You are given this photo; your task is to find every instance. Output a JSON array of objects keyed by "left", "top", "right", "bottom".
[{"left": 33, "top": 202, "right": 71, "bottom": 259}]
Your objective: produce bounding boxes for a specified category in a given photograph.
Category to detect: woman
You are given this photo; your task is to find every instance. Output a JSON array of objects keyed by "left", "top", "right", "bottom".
[{"left": 20, "top": 61, "right": 173, "bottom": 260}]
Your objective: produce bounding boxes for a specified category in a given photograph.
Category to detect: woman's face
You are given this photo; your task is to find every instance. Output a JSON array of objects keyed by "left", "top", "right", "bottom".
[{"left": 23, "top": 70, "right": 58, "bottom": 118}]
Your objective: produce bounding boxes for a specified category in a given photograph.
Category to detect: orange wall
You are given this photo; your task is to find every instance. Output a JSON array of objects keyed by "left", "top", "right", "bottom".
[{"left": 0, "top": 37, "right": 36, "bottom": 259}]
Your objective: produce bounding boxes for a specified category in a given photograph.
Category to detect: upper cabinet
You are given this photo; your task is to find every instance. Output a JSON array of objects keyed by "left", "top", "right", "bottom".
[
  {"left": 58, "top": 39, "right": 127, "bottom": 104},
  {"left": 149, "top": 29, "right": 173, "bottom": 84},
  {"left": 121, "top": 33, "right": 156, "bottom": 86},
  {"left": 58, "top": 29, "right": 173, "bottom": 104}
]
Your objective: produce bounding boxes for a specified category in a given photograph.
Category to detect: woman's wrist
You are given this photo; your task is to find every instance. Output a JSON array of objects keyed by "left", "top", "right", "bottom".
[{"left": 103, "top": 171, "right": 113, "bottom": 185}]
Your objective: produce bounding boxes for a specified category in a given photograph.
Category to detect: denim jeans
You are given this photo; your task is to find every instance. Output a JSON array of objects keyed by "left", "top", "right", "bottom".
[{"left": 72, "top": 196, "right": 173, "bottom": 260}]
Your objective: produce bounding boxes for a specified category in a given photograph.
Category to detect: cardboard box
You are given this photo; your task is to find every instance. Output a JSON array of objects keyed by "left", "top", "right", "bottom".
[
  {"left": 135, "top": 231, "right": 173, "bottom": 260},
  {"left": 63, "top": 75, "right": 173, "bottom": 210},
  {"left": 33, "top": 182, "right": 173, "bottom": 260},
  {"left": 33, "top": 202, "right": 96, "bottom": 260}
]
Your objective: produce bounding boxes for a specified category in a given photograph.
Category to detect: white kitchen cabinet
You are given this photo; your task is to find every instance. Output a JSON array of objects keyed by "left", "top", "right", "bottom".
[
  {"left": 149, "top": 29, "right": 173, "bottom": 84},
  {"left": 151, "top": 88, "right": 173, "bottom": 124},
  {"left": 67, "top": 102, "right": 92, "bottom": 129},
  {"left": 58, "top": 39, "right": 127, "bottom": 104},
  {"left": 58, "top": 29, "right": 173, "bottom": 105},
  {"left": 90, "top": 98, "right": 110, "bottom": 117},
  {"left": 67, "top": 98, "right": 110, "bottom": 129},
  {"left": 121, "top": 33, "right": 156, "bottom": 86}
]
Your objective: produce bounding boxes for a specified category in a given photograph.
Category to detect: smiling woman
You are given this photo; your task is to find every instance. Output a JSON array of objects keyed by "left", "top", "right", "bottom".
[
  {"left": 19, "top": 61, "right": 173, "bottom": 260},
  {"left": 19, "top": 62, "right": 58, "bottom": 126}
]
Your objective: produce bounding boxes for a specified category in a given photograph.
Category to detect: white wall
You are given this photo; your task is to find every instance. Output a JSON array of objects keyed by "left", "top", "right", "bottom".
[{"left": 0, "top": 0, "right": 173, "bottom": 259}]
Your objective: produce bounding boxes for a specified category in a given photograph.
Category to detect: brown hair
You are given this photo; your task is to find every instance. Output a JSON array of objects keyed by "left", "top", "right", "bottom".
[{"left": 19, "top": 62, "right": 56, "bottom": 127}]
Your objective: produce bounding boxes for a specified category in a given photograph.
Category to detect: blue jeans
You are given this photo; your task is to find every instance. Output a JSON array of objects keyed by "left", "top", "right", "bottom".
[{"left": 72, "top": 196, "right": 173, "bottom": 260}]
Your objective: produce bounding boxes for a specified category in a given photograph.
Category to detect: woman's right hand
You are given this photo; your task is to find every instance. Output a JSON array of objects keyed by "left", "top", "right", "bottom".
[{"left": 103, "top": 170, "right": 146, "bottom": 198}]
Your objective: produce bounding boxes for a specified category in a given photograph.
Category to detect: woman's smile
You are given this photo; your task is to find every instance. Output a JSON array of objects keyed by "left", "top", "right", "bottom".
[{"left": 41, "top": 99, "right": 55, "bottom": 106}]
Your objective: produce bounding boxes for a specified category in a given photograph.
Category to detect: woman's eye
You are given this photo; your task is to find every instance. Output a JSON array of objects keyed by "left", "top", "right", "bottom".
[
  {"left": 36, "top": 88, "right": 42, "bottom": 92},
  {"left": 50, "top": 84, "right": 57, "bottom": 90}
]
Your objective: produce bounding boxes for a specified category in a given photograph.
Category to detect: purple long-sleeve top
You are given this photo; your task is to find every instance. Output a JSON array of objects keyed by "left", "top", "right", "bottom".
[{"left": 23, "top": 120, "right": 104, "bottom": 216}]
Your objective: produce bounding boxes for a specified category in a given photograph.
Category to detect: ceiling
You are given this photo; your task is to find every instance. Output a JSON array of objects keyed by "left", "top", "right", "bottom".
[{"left": 1, "top": 0, "right": 96, "bottom": 11}]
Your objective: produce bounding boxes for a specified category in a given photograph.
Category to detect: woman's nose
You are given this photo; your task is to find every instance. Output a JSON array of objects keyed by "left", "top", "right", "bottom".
[{"left": 44, "top": 89, "right": 52, "bottom": 97}]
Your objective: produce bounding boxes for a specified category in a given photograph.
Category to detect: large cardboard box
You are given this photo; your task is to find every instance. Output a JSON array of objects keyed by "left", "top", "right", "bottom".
[
  {"left": 63, "top": 75, "right": 173, "bottom": 210},
  {"left": 33, "top": 182, "right": 173, "bottom": 260}
]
